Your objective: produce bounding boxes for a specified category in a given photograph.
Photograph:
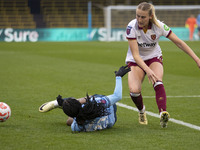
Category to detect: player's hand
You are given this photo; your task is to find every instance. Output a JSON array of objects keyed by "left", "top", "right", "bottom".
[
  {"left": 115, "top": 65, "right": 131, "bottom": 77},
  {"left": 196, "top": 58, "right": 200, "bottom": 69},
  {"left": 146, "top": 69, "right": 158, "bottom": 84}
]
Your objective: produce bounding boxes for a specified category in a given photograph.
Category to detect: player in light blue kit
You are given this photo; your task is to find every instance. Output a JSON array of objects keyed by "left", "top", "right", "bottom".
[
  {"left": 39, "top": 66, "right": 130, "bottom": 132},
  {"left": 197, "top": 14, "right": 200, "bottom": 38}
]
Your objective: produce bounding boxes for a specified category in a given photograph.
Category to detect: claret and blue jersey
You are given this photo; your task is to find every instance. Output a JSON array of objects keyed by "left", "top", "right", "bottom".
[{"left": 125, "top": 19, "right": 172, "bottom": 64}]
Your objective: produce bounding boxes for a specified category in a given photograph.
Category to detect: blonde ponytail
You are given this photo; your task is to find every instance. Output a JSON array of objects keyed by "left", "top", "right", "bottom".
[{"left": 137, "top": 2, "right": 161, "bottom": 28}]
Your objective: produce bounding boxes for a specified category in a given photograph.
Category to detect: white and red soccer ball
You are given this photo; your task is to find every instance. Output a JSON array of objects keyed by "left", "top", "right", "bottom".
[{"left": 0, "top": 102, "right": 11, "bottom": 122}]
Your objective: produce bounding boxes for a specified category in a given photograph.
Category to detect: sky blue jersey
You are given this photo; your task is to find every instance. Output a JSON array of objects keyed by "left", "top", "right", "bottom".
[
  {"left": 197, "top": 14, "right": 200, "bottom": 26},
  {"left": 71, "top": 76, "right": 122, "bottom": 132}
]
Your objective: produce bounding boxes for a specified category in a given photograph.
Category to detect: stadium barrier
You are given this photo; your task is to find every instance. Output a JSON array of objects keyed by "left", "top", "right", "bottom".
[{"left": 0, "top": 27, "right": 198, "bottom": 42}]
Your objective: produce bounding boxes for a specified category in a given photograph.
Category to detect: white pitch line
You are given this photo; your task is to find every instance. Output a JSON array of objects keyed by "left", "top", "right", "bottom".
[
  {"left": 116, "top": 102, "right": 200, "bottom": 131},
  {"left": 124, "top": 95, "right": 200, "bottom": 99}
]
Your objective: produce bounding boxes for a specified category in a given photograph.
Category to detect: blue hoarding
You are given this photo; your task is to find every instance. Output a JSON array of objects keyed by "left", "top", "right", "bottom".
[{"left": 0, "top": 27, "right": 198, "bottom": 42}]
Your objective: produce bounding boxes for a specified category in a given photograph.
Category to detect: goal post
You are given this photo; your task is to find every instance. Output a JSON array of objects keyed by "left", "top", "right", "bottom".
[{"left": 104, "top": 5, "right": 200, "bottom": 41}]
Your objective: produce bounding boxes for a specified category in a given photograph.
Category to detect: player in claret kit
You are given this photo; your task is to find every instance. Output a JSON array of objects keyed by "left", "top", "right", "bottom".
[
  {"left": 39, "top": 66, "right": 130, "bottom": 132},
  {"left": 125, "top": 2, "right": 200, "bottom": 128}
]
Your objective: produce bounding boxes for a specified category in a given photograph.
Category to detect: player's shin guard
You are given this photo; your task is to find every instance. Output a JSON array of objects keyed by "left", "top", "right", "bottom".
[
  {"left": 153, "top": 81, "right": 167, "bottom": 113},
  {"left": 130, "top": 93, "right": 144, "bottom": 112}
]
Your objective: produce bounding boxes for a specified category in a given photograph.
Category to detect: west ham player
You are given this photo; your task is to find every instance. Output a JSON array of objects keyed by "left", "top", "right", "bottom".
[
  {"left": 126, "top": 2, "right": 200, "bottom": 128},
  {"left": 39, "top": 66, "right": 130, "bottom": 132}
]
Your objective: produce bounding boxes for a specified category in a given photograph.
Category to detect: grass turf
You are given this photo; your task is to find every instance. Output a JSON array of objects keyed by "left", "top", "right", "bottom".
[{"left": 0, "top": 41, "right": 200, "bottom": 150}]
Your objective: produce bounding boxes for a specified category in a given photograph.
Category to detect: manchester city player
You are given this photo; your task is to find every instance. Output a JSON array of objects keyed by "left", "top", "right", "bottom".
[
  {"left": 126, "top": 2, "right": 200, "bottom": 128},
  {"left": 39, "top": 66, "right": 130, "bottom": 132}
]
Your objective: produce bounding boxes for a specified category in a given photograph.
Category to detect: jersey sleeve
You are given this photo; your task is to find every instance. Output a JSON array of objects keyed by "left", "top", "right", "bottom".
[
  {"left": 159, "top": 21, "right": 172, "bottom": 38},
  {"left": 126, "top": 20, "right": 137, "bottom": 39},
  {"left": 71, "top": 119, "right": 84, "bottom": 132},
  {"left": 92, "top": 95, "right": 111, "bottom": 108},
  {"left": 106, "top": 76, "right": 122, "bottom": 106},
  {"left": 92, "top": 77, "right": 122, "bottom": 108}
]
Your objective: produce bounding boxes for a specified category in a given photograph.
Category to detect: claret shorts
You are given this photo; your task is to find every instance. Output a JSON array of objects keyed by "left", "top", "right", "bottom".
[{"left": 128, "top": 56, "right": 163, "bottom": 72}]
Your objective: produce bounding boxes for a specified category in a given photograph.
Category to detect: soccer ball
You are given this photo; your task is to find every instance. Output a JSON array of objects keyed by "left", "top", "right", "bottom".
[{"left": 0, "top": 102, "right": 11, "bottom": 122}]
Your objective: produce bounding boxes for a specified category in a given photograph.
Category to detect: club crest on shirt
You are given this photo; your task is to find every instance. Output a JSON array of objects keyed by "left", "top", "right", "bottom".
[
  {"left": 151, "top": 34, "right": 156, "bottom": 40},
  {"left": 126, "top": 26, "right": 132, "bottom": 35}
]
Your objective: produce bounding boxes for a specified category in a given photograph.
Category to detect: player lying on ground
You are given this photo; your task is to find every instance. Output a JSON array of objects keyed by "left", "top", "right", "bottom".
[{"left": 39, "top": 66, "right": 130, "bottom": 132}]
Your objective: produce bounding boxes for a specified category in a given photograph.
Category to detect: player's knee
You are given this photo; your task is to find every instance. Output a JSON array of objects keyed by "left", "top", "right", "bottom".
[{"left": 129, "top": 88, "right": 141, "bottom": 95}]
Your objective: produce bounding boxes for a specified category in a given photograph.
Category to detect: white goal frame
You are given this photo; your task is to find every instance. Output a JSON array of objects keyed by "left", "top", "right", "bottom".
[{"left": 104, "top": 5, "right": 200, "bottom": 41}]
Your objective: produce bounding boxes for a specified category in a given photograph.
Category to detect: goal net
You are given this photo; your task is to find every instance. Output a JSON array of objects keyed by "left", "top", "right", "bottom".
[{"left": 104, "top": 5, "right": 200, "bottom": 41}]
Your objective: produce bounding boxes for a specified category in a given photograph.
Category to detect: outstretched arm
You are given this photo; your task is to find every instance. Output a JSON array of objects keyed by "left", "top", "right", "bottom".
[
  {"left": 168, "top": 32, "right": 200, "bottom": 68},
  {"left": 107, "top": 66, "right": 130, "bottom": 105},
  {"left": 107, "top": 76, "right": 122, "bottom": 105}
]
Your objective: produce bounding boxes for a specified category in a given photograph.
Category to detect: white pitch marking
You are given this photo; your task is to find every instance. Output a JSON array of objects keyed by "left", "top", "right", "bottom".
[
  {"left": 124, "top": 95, "right": 200, "bottom": 99},
  {"left": 116, "top": 102, "right": 200, "bottom": 131}
]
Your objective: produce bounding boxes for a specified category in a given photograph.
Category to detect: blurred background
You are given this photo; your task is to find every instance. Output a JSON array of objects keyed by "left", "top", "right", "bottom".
[{"left": 0, "top": 0, "right": 200, "bottom": 41}]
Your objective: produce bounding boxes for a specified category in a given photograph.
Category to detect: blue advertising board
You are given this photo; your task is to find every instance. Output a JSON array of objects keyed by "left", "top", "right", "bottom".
[{"left": 0, "top": 27, "right": 198, "bottom": 42}]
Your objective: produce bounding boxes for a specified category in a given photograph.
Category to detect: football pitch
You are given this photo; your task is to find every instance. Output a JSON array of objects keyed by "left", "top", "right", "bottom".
[{"left": 0, "top": 41, "right": 200, "bottom": 150}]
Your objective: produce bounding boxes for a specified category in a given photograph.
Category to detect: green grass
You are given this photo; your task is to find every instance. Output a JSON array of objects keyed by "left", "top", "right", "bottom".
[{"left": 0, "top": 41, "right": 200, "bottom": 150}]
